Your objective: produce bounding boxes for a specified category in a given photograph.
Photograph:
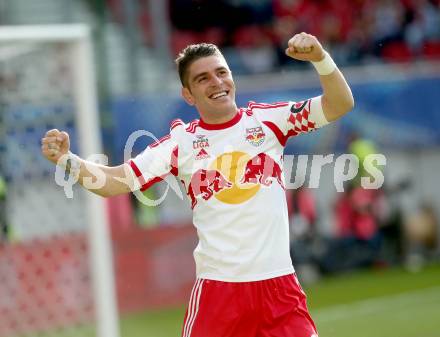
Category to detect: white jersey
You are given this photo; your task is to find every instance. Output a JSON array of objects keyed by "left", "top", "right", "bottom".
[{"left": 129, "top": 96, "right": 329, "bottom": 282}]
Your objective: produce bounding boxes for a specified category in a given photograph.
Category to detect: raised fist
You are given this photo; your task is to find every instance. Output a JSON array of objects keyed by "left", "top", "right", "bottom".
[
  {"left": 285, "top": 32, "right": 325, "bottom": 62},
  {"left": 41, "top": 129, "right": 70, "bottom": 164}
]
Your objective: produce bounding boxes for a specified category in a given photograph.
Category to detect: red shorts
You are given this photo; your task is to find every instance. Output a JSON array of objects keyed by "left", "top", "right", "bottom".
[{"left": 181, "top": 274, "right": 318, "bottom": 337}]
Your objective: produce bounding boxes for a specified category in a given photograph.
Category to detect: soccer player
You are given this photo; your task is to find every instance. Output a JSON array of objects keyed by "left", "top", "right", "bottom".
[{"left": 42, "top": 32, "right": 354, "bottom": 337}]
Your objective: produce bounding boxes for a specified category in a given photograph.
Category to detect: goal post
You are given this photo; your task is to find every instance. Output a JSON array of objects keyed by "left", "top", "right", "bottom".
[{"left": 0, "top": 25, "right": 119, "bottom": 337}]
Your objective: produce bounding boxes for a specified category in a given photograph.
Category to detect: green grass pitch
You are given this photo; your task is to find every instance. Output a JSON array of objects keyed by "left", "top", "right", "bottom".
[
  {"left": 30, "top": 263, "right": 440, "bottom": 337},
  {"left": 119, "top": 264, "right": 440, "bottom": 337}
]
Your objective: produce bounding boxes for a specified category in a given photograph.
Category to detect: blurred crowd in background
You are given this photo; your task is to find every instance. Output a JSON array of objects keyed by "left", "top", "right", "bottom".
[
  {"left": 288, "top": 184, "right": 439, "bottom": 281},
  {"left": 106, "top": 0, "right": 440, "bottom": 74},
  {"left": 287, "top": 134, "right": 439, "bottom": 281}
]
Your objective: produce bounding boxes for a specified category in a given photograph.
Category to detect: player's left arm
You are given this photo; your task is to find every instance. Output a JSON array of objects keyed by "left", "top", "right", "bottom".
[{"left": 286, "top": 32, "right": 354, "bottom": 122}]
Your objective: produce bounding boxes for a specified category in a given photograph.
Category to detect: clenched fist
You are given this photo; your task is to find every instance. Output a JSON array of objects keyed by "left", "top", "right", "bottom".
[
  {"left": 41, "top": 129, "right": 70, "bottom": 164},
  {"left": 285, "top": 32, "right": 325, "bottom": 62}
]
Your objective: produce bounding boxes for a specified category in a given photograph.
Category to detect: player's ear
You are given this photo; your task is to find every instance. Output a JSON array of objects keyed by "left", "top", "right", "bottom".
[{"left": 181, "top": 86, "right": 195, "bottom": 106}]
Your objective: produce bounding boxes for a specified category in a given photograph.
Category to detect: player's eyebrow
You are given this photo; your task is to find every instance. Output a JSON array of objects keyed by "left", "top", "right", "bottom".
[
  {"left": 191, "top": 67, "right": 228, "bottom": 83},
  {"left": 191, "top": 72, "right": 208, "bottom": 83}
]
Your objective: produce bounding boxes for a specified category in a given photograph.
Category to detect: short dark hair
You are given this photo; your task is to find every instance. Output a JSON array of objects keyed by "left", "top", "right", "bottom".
[{"left": 175, "top": 43, "right": 222, "bottom": 87}]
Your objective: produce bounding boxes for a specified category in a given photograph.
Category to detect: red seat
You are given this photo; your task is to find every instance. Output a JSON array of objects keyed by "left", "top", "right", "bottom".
[
  {"left": 422, "top": 41, "right": 440, "bottom": 60},
  {"left": 200, "top": 28, "right": 226, "bottom": 47},
  {"left": 170, "top": 30, "right": 200, "bottom": 56},
  {"left": 381, "top": 41, "right": 413, "bottom": 63},
  {"left": 232, "top": 26, "right": 263, "bottom": 48}
]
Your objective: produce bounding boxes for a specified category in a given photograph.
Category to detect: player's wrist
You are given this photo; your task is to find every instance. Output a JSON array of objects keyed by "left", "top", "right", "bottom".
[
  {"left": 60, "top": 151, "right": 81, "bottom": 177},
  {"left": 311, "top": 51, "right": 337, "bottom": 76}
]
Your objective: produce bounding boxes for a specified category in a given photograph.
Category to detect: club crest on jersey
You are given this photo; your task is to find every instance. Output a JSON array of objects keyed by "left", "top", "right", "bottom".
[
  {"left": 245, "top": 127, "right": 265, "bottom": 147},
  {"left": 193, "top": 134, "right": 210, "bottom": 149}
]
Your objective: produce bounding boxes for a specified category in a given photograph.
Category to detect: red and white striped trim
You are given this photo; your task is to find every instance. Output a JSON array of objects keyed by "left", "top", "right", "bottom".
[
  {"left": 128, "top": 159, "right": 147, "bottom": 187},
  {"left": 170, "top": 118, "right": 184, "bottom": 130},
  {"left": 149, "top": 134, "right": 171, "bottom": 148},
  {"left": 183, "top": 279, "right": 205, "bottom": 337},
  {"left": 248, "top": 101, "right": 289, "bottom": 110},
  {"left": 129, "top": 160, "right": 164, "bottom": 191},
  {"left": 186, "top": 120, "right": 199, "bottom": 134},
  {"left": 128, "top": 145, "right": 178, "bottom": 191}
]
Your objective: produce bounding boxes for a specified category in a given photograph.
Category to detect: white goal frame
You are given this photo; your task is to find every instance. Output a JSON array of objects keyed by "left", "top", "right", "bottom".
[{"left": 0, "top": 24, "right": 120, "bottom": 337}]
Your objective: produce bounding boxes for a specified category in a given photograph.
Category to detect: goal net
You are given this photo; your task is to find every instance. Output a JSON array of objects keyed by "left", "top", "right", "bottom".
[{"left": 0, "top": 25, "right": 119, "bottom": 337}]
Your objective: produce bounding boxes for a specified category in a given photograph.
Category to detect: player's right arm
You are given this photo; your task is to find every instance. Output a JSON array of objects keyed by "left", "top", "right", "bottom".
[{"left": 41, "top": 129, "right": 136, "bottom": 198}]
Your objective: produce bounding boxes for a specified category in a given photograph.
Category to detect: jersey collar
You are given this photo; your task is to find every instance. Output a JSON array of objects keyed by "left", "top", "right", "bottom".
[{"left": 199, "top": 109, "right": 242, "bottom": 130}]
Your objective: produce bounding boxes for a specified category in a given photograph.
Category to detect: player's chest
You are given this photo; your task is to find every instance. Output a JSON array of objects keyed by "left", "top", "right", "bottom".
[
  {"left": 178, "top": 121, "right": 283, "bottom": 176},
  {"left": 189, "top": 120, "right": 275, "bottom": 152}
]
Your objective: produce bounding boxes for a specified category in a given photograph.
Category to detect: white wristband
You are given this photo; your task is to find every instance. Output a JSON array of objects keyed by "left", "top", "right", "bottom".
[
  {"left": 311, "top": 52, "right": 337, "bottom": 76},
  {"left": 64, "top": 152, "right": 81, "bottom": 178}
]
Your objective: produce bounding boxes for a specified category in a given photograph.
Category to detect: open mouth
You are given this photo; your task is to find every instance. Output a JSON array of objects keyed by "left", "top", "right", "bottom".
[{"left": 209, "top": 91, "right": 229, "bottom": 100}]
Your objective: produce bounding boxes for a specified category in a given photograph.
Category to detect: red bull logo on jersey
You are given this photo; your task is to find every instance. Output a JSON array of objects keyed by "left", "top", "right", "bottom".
[
  {"left": 245, "top": 127, "right": 265, "bottom": 147},
  {"left": 187, "top": 151, "right": 284, "bottom": 207},
  {"left": 187, "top": 168, "right": 233, "bottom": 208},
  {"left": 241, "top": 153, "right": 284, "bottom": 188}
]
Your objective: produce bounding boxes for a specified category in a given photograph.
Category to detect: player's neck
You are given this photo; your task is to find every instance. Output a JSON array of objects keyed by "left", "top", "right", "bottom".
[{"left": 198, "top": 107, "right": 237, "bottom": 126}]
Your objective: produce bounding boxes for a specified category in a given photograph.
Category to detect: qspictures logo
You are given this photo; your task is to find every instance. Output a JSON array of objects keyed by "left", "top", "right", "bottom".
[{"left": 54, "top": 130, "right": 386, "bottom": 206}]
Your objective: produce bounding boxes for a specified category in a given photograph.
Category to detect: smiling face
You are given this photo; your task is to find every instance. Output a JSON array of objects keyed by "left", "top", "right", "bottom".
[{"left": 181, "top": 54, "right": 237, "bottom": 124}]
